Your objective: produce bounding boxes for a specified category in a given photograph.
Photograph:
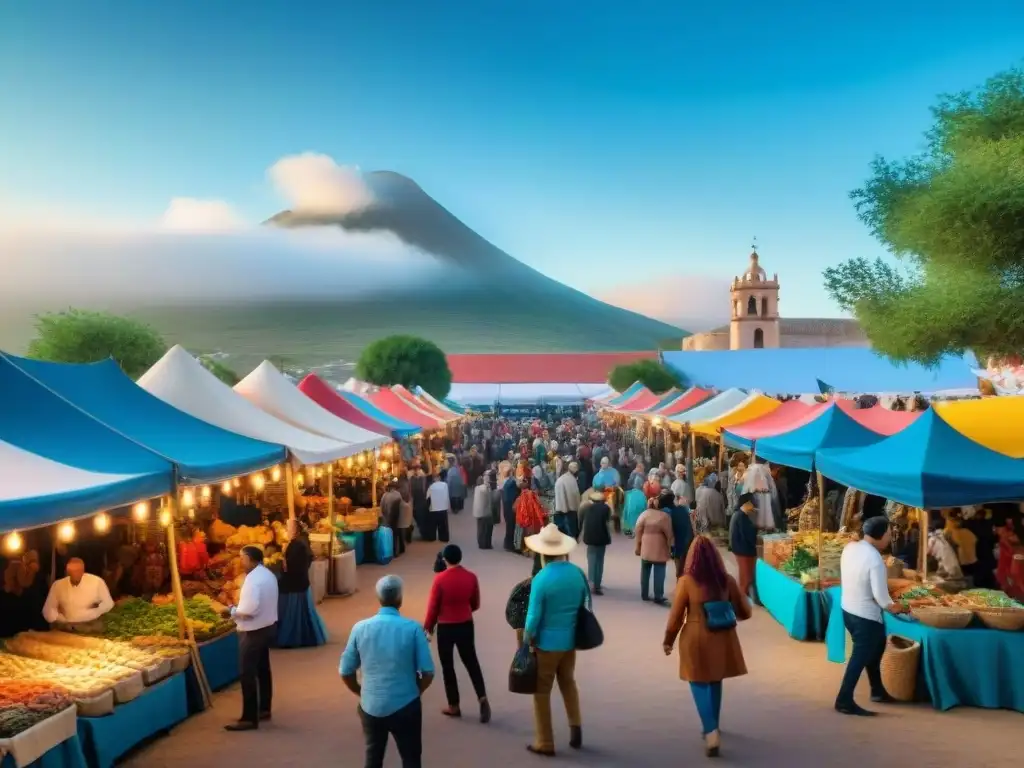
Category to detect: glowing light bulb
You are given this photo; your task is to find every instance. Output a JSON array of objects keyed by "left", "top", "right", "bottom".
[
  {"left": 201, "top": 485, "right": 212, "bottom": 500},
  {"left": 182, "top": 489, "right": 195, "bottom": 508},
  {"left": 379, "top": 460, "right": 390, "bottom": 472},
  {"left": 3, "top": 532, "right": 23, "bottom": 554},
  {"left": 57, "top": 521, "right": 76, "bottom": 544},
  {"left": 271, "top": 466, "right": 282, "bottom": 482},
  {"left": 251, "top": 474, "right": 265, "bottom": 492},
  {"left": 295, "top": 473, "right": 304, "bottom": 486},
  {"left": 159, "top": 509, "right": 172, "bottom": 528},
  {"left": 233, "top": 477, "right": 241, "bottom": 488},
  {"left": 345, "top": 458, "right": 354, "bottom": 470},
  {"left": 221, "top": 481, "right": 232, "bottom": 495},
  {"left": 315, "top": 467, "right": 322, "bottom": 479},
  {"left": 357, "top": 453, "right": 366, "bottom": 466},
  {"left": 132, "top": 502, "right": 150, "bottom": 522},
  {"left": 93, "top": 513, "right": 111, "bottom": 534},
  {"left": 187, "top": 508, "right": 196, "bottom": 519}
]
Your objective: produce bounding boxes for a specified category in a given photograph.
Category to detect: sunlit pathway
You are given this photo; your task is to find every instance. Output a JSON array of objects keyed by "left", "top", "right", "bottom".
[{"left": 126, "top": 504, "right": 1019, "bottom": 767}]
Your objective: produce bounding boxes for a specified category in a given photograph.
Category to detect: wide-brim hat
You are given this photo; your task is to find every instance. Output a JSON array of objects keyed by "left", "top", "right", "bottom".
[
  {"left": 588, "top": 489, "right": 606, "bottom": 501},
  {"left": 525, "top": 523, "right": 578, "bottom": 557}
]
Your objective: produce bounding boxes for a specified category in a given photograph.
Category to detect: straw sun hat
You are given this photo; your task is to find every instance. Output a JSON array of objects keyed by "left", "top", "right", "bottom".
[{"left": 525, "top": 524, "right": 578, "bottom": 557}]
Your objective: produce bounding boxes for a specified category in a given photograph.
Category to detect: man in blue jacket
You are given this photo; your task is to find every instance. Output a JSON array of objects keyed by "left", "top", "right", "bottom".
[
  {"left": 660, "top": 491, "right": 694, "bottom": 580},
  {"left": 730, "top": 492, "right": 759, "bottom": 603}
]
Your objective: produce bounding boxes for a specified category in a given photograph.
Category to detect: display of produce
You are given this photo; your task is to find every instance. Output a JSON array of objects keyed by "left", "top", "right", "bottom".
[
  {"left": 129, "top": 636, "right": 190, "bottom": 659},
  {"left": 101, "top": 596, "right": 234, "bottom": 642},
  {"left": 0, "top": 680, "right": 75, "bottom": 738},
  {"left": 780, "top": 547, "right": 817, "bottom": 578},
  {"left": 0, "top": 653, "right": 117, "bottom": 700},
  {"left": 3, "top": 635, "right": 138, "bottom": 681},
  {"left": 20, "top": 632, "right": 164, "bottom": 672},
  {"left": 959, "top": 589, "right": 1024, "bottom": 609}
]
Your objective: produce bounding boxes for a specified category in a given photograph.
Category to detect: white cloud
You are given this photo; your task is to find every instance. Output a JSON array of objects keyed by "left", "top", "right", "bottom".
[
  {"left": 159, "top": 198, "right": 248, "bottom": 231},
  {"left": 268, "top": 153, "right": 375, "bottom": 214},
  {"left": 592, "top": 275, "right": 733, "bottom": 332}
]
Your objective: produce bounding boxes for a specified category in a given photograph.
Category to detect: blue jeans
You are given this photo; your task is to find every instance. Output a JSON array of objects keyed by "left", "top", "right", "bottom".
[
  {"left": 586, "top": 546, "right": 606, "bottom": 588},
  {"left": 836, "top": 611, "right": 887, "bottom": 706},
  {"left": 640, "top": 560, "right": 666, "bottom": 601},
  {"left": 689, "top": 681, "right": 723, "bottom": 735},
  {"left": 553, "top": 512, "right": 579, "bottom": 539}
]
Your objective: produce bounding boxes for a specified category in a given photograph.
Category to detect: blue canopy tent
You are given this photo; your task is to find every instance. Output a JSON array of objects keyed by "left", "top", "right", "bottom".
[
  {"left": 735, "top": 403, "right": 885, "bottom": 471},
  {"left": 0, "top": 355, "right": 172, "bottom": 529},
  {"left": 662, "top": 348, "right": 977, "bottom": 394},
  {"left": 8, "top": 355, "right": 287, "bottom": 485},
  {"left": 337, "top": 391, "right": 421, "bottom": 437},
  {"left": 605, "top": 382, "right": 644, "bottom": 407},
  {"left": 815, "top": 408, "right": 1024, "bottom": 508}
]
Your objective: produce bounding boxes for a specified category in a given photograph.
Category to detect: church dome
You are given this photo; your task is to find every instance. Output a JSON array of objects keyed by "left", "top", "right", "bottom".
[{"left": 743, "top": 251, "right": 766, "bottom": 282}]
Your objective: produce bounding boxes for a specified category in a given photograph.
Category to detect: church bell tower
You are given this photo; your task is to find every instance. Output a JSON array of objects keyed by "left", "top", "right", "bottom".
[{"left": 729, "top": 240, "right": 780, "bottom": 350}]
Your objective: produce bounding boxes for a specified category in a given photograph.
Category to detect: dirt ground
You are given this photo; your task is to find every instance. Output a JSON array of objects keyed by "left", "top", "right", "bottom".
[{"left": 125, "top": 505, "right": 1020, "bottom": 767}]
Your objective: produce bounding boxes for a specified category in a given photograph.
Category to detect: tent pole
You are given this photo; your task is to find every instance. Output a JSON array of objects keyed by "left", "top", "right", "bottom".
[
  {"left": 166, "top": 490, "right": 213, "bottom": 710},
  {"left": 371, "top": 451, "right": 379, "bottom": 509},
  {"left": 816, "top": 470, "right": 825, "bottom": 592},
  {"left": 716, "top": 434, "right": 725, "bottom": 475},
  {"left": 327, "top": 463, "right": 335, "bottom": 596},
  {"left": 920, "top": 509, "right": 928, "bottom": 583},
  {"left": 285, "top": 463, "right": 297, "bottom": 522}
]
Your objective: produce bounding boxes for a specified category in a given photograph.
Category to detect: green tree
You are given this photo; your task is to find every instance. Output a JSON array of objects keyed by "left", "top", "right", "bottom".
[
  {"left": 200, "top": 356, "right": 240, "bottom": 386},
  {"left": 823, "top": 66, "right": 1024, "bottom": 366},
  {"left": 27, "top": 309, "right": 167, "bottom": 378},
  {"left": 356, "top": 335, "right": 452, "bottom": 398},
  {"left": 608, "top": 359, "right": 685, "bottom": 394}
]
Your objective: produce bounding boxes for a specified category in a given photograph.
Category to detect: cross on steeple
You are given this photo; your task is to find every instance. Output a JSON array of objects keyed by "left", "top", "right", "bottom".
[{"left": 751, "top": 236, "right": 758, "bottom": 253}]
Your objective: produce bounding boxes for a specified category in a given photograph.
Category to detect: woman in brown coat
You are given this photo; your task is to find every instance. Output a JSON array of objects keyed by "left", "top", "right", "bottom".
[
  {"left": 663, "top": 536, "right": 752, "bottom": 758},
  {"left": 634, "top": 497, "right": 675, "bottom": 604}
]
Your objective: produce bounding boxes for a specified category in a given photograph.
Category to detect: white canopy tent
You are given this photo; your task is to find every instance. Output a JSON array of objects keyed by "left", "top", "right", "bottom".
[
  {"left": 235, "top": 362, "right": 387, "bottom": 454},
  {"left": 447, "top": 382, "right": 614, "bottom": 406},
  {"left": 138, "top": 346, "right": 360, "bottom": 465},
  {"left": 0, "top": 440, "right": 156, "bottom": 531}
]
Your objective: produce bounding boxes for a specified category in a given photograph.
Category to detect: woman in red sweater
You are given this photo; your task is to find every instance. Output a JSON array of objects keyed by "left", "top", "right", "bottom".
[{"left": 424, "top": 544, "right": 491, "bottom": 723}]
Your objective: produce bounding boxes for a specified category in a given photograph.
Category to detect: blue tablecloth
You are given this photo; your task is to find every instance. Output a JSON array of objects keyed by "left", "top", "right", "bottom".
[
  {"left": 77, "top": 673, "right": 189, "bottom": 768},
  {"left": 825, "top": 586, "right": 1024, "bottom": 712},
  {"left": 198, "top": 631, "right": 239, "bottom": 691},
  {"left": 755, "top": 559, "right": 828, "bottom": 640},
  {"left": 1, "top": 735, "right": 88, "bottom": 768}
]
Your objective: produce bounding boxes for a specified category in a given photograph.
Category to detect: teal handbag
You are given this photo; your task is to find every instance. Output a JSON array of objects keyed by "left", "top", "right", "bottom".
[{"left": 703, "top": 600, "right": 737, "bottom": 632}]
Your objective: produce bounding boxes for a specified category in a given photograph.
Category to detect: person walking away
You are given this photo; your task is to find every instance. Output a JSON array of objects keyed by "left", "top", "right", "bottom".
[
  {"left": 554, "top": 461, "right": 582, "bottom": 538},
  {"left": 423, "top": 545, "right": 490, "bottom": 722},
  {"left": 627, "top": 462, "right": 646, "bottom": 492},
  {"left": 473, "top": 473, "right": 494, "bottom": 549},
  {"left": 835, "top": 516, "right": 905, "bottom": 716},
  {"left": 661, "top": 491, "right": 694, "bottom": 579},
  {"left": 224, "top": 546, "right": 279, "bottom": 731},
  {"left": 642, "top": 468, "right": 662, "bottom": 500},
  {"left": 447, "top": 457, "right": 467, "bottom": 513},
  {"left": 696, "top": 473, "right": 727, "bottom": 531},
  {"left": 426, "top": 471, "right": 452, "bottom": 543},
  {"left": 579, "top": 489, "right": 612, "bottom": 595},
  {"left": 502, "top": 468, "right": 523, "bottom": 552},
  {"left": 380, "top": 482, "right": 405, "bottom": 557},
  {"left": 621, "top": 487, "right": 647, "bottom": 538},
  {"left": 663, "top": 536, "right": 751, "bottom": 757},
  {"left": 277, "top": 521, "right": 328, "bottom": 648},
  {"left": 671, "top": 464, "right": 690, "bottom": 506},
  {"left": 729, "top": 493, "right": 759, "bottom": 602},
  {"left": 341, "top": 576, "right": 434, "bottom": 768},
  {"left": 522, "top": 525, "right": 587, "bottom": 756},
  {"left": 410, "top": 466, "right": 430, "bottom": 540},
  {"left": 634, "top": 498, "right": 675, "bottom": 605}
]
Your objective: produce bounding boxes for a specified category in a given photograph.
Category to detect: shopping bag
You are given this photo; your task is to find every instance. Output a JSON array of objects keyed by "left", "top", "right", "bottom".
[
  {"left": 374, "top": 527, "right": 394, "bottom": 566},
  {"left": 508, "top": 644, "right": 539, "bottom": 694},
  {"left": 575, "top": 604, "right": 604, "bottom": 650}
]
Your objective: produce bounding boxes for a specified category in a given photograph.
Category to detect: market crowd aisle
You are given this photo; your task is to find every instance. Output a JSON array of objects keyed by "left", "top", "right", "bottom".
[{"left": 125, "top": 510, "right": 1019, "bottom": 768}]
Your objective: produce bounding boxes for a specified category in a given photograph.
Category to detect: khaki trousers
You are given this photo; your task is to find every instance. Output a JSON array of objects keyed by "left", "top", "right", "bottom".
[{"left": 532, "top": 649, "right": 581, "bottom": 751}]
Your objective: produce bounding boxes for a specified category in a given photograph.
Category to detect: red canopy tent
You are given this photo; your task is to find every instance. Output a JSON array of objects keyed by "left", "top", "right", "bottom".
[
  {"left": 836, "top": 400, "right": 923, "bottom": 435},
  {"left": 726, "top": 400, "right": 824, "bottom": 441},
  {"left": 654, "top": 387, "right": 715, "bottom": 418},
  {"left": 368, "top": 388, "right": 445, "bottom": 430},
  {"left": 391, "top": 385, "right": 458, "bottom": 422},
  {"left": 613, "top": 386, "right": 657, "bottom": 412},
  {"left": 296, "top": 374, "right": 416, "bottom": 438}
]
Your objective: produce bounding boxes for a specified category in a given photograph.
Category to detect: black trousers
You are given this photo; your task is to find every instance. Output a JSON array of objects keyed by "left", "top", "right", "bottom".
[
  {"left": 836, "top": 611, "right": 887, "bottom": 706},
  {"left": 452, "top": 496, "right": 465, "bottom": 513},
  {"left": 436, "top": 621, "right": 487, "bottom": 707},
  {"left": 359, "top": 697, "right": 422, "bottom": 768},
  {"left": 503, "top": 506, "right": 516, "bottom": 550},
  {"left": 476, "top": 517, "right": 494, "bottom": 549},
  {"left": 423, "top": 511, "right": 450, "bottom": 542},
  {"left": 238, "top": 624, "right": 275, "bottom": 724}
]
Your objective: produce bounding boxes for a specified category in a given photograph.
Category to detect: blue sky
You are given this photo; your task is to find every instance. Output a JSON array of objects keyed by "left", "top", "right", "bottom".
[{"left": 2, "top": 1, "right": 1023, "bottom": 320}]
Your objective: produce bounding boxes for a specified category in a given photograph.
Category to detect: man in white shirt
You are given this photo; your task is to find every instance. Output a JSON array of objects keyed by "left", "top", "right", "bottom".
[
  {"left": 554, "top": 462, "right": 582, "bottom": 539},
  {"left": 42, "top": 558, "right": 114, "bottom": 633},
  {"left": 225, "top": 545, "right": 279, "bottom": 731},
  {"left": 835, "top": 516, "right": 905, "bottom": 716},
  {"left": 425, "top": 470, "right": 452, "bottom": 544}
]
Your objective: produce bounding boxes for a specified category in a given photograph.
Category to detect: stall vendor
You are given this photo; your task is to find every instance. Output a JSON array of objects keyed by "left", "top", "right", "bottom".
[{"left": 42, "top": 557, "right": 114, "bottom": 633}]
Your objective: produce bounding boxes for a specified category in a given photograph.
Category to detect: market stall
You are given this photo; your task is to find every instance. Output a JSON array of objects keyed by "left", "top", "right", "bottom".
[
  {"left": 360, "top": 386, "right": 445, "bottom": 431},
  {"left": 644, "top": 387, "right": 715, "bottom": 418},
  {"left": 815, "top": 406, "right": 1024, "bottom": 712},
  {"left": 297, "top": 374, "right": 420, "bottom": 439}
]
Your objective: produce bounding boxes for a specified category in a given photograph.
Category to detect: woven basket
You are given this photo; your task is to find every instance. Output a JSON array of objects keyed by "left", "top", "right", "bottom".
[
  {"left": 911, "top": 606, "right": 973, "bottom": 629},
  {"left": 974, "top": 607, "right": 1024, "bottom": 631},
  {"left": 880, "top": 635, "right": 920, "bottom": 702}
]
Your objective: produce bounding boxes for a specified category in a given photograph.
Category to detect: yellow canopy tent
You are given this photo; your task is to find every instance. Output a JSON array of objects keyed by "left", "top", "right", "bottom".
[
  {"left": 690, "top": 393, "right": 781, "bottom": 438},
  {"left": 935, "top": 397, "right": 1024, "bottom": 458}
]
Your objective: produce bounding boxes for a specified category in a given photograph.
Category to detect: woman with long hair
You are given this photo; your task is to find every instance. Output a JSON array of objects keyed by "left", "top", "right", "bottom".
[{"left": 663, "top": 536, "right": 751, "bottom": 758}]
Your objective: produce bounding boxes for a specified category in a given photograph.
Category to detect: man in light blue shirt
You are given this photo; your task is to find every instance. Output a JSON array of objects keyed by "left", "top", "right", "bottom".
[{"left": 340, "top": 575, "right": 434, "bottom": 768}]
